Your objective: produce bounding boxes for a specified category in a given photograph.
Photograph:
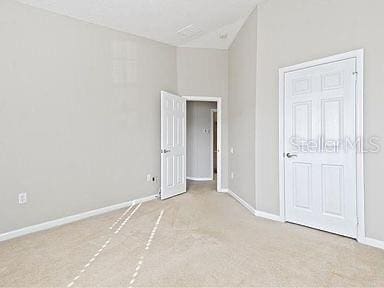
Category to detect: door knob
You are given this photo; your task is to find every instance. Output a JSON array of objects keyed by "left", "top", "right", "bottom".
[
  {"left": 162, "top": 149, "right": 171, "bottom": 154},
  {"left": 286, "top": 153, "right": 298, "bottom": 158}
]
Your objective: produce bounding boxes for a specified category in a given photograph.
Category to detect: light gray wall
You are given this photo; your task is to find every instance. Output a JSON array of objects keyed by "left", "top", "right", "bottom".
[
  {"left": 255, "top": 0, "right": 384, "bottom": 241},
  {"left": 187, "top": 102, "right": 217, "bottom": 179},
  {"left": 228, "top": 0, "right": 384, "bottom": 242},
  {"left": 228, "top": 9, "right": 257, "bottom": 208},
  {"left": 177, "top": 47, "right": 229, "bottom": 189},
  {"left": 0, "top": 0, "right": 177, "bottom": 234}
]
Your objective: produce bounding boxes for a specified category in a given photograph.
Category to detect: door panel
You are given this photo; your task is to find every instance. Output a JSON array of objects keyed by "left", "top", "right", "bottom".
[
  {"left": 322, "top": 164, "right": 344, "bottom": 217},
  {"left": 293, "top": 101, "right": 312, "bottom": 140},
  {"left": 321, "top": 99, "right": 343, "bottom": 143},
  {"left": 284, "top": 59, "right": 357, "bottom": 238},
  {"left": 293, "top": 163, "right": 312, "bottom": 211},
  {"left": 161, "top": 91, "right": 186, "bottom": 200}
]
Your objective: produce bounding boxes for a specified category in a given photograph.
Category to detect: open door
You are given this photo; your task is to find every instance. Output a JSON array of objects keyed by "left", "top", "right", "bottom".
[{"left": 160, "top": 91, "right": 186, "bottom": 200}]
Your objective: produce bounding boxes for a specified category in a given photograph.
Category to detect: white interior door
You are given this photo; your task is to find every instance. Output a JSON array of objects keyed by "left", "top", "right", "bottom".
[
  {"left": 284, "top": 58, "right": 357, "bottom": 238},
  {"left": 161, "top": 91, "right": 186, "bottom": 200}
]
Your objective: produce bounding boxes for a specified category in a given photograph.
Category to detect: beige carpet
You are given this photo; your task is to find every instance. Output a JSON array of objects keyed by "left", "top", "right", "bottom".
[{"left": 1, "top": 180, "right": 384, "bottom": 287}]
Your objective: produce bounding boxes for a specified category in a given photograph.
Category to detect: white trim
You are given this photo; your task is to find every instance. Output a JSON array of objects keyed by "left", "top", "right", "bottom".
[
  {"left": 228, "top": 189, "right": 384, "bottom": 250},
  {"left": 183, "top": 96, "right": 222, "bottom": 193},
  {"left": 279, "top": 50, "right": 364, "bottom": 74},
  {"left": 0, "top": 194, "right": 157, "bottom": 242},
  {"left": 278, "top": 49, "right": 365, "bottom": 241},
  {"left": 254, "top": 210, "right": 284, "bottom": 222},
  {"left": 187, "top": 177, "right": 212, "bottom": 181},
  {"left": 227, "top": 190, "right": 283, "bottom": 222},
  {"left": 359, "top": 237, "right": 384, "bottom": 250},
  {"left": 210, "top": 109, "right": 218, "bottom": 181},
  {"left": 183, "top": 96, "right": 220, "bottom": 102},
  {"left": 279, "top": 65, "right": 286, "bottom": 224},
  {"left": 227, "top": 190, "right": 255, "bottom": 215},
  {"left": 355, "top": 51, "right": 365, "bottom": 242}
]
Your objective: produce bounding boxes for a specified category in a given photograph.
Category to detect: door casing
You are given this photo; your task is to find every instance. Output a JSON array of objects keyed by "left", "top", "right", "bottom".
[
  {"left": 278, "top": 49, "right": 365, "bottom": 241},
  {"left": 211, "top": 109, "right": 218, "bottom": 181}
]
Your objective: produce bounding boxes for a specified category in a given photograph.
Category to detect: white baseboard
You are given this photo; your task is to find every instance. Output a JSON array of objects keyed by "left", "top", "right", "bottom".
[
  {"left": 359, "top": 236, "right": 384, "bottom": 250},
  {"left": 254, "top": 209, "right": 283, "bottom": 222},
  {"left": 227, "top": 190, "right": 256, "bottom": 215},
  {"left": 0, "top": 194, "right": 157, "bottom": 242},
  {"left": 228, "top": 191, "right": 384, "bottom": 250},
  {"left": 219, "top": 188, "right": 229, "bottom": 193},
  {"left": 227, "top": 190, "right": 283, "bottom": 222},
  {"left": 187, "top": 176, "right": 213, "bottom": 181}
]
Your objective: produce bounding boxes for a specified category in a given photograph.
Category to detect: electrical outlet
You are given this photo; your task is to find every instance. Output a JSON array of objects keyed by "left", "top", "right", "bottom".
[
  {"left": 18, "top": 193, "right": 27, "bottom": 204},
  {"left": 231, "top": 172, "right": 235, "bottom": 179},
  {"left": 146, "top": 174, "right": 151, "bottom": 182}
]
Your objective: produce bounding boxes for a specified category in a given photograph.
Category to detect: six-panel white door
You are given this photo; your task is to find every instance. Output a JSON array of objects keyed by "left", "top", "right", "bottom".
[
  {"left": 284, "top": 59, "right": 357, "bottom": 238},
  {"left": 160, "top": 91, "right": 186, "bottom": 200}
]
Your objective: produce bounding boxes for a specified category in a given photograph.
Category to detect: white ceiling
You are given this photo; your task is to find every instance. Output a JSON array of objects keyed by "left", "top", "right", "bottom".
[
  {"left": 17, "top": 0, "right": 261, "bottom": 49},
  {"left": 179, "top": 17, "right": 247, "bottom": 50}
]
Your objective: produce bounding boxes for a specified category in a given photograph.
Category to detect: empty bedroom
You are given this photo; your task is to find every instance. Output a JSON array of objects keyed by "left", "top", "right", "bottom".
[{"left": 1, "top": 0, "right": 384, "bottom": 287}]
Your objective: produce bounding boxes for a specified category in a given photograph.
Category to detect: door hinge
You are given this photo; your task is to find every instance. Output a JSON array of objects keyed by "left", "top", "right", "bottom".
[{"left": 352, "top": 71, "right": 358, "bottom": 84}]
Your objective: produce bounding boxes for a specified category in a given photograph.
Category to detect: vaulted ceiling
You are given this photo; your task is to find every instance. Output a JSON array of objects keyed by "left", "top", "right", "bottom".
[{"left": 17, "top": 0, "right": 261, "bottom": 49}]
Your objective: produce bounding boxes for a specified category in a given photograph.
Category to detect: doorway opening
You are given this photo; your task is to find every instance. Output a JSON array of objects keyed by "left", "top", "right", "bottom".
[
  {"left": 184, "top": 96, "right": 222, "bottom": 193},
  {"left": 186, "top": 101, "right": 217, "bottom": 191},
  {"left": 160, "top": 92, "right": 222, "bottom": 200}
]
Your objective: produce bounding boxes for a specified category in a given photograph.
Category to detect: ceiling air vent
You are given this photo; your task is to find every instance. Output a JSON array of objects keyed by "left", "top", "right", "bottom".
[{"left": 177, "top": 24, "right": 203, "bottom": 38}]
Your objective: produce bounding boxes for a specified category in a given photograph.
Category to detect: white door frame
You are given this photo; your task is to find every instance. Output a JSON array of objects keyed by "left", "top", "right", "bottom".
[
  {"left": 183, "top": 96, "right": 223, "bottom": 192},
  {"left": 278, "top": 49, "right": 365, "bottom": 241},
  {"left": 210, "top": 109, "right": 218, "bottom": 180}
]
